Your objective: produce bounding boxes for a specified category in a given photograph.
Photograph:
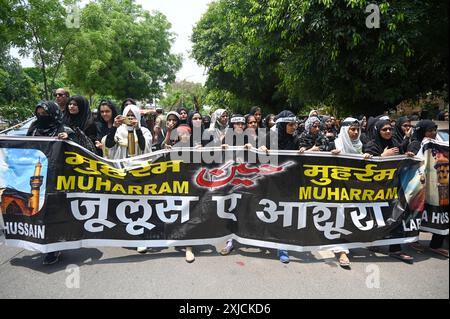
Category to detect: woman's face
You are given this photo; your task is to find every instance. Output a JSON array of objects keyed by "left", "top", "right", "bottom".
[
  {"left": 325, "top": 119, "right": 332, "bottom": 128},
  {"left": 253, "top": 109, "right": 262, "bottom": 125},
  {"left": 100, "top": 104, "right": 113, "bottom": 123},
  {"left": 219, "top": 112, "right": 228, "bottom": 125},
  {"left": 310, "top": 121, "right": 320, "bottom": 135},
  {"left": 380, "top": 124, "right": 393, "bottom": 140},
  {"left": 286, "top": 122, "right": 298, "bottom": 135},
  {"left": 36, "top": 107, "right": 48, "bottom": 117},
  {"left": 233, "top": 122, "right": 245, "bottom": 134},
  {"left": 68, "top": 100, "right": 79, "bottom": 115},
  {"left": 179, "top": 109, "right": 188, "bottom": 120},
  {"left": 401, "top": 120, "right": 412, "bottom": 134},
  {"left": 166, "top": 115, "right": 178, "bottom": 129},
  {"left": 425, "top": 127, "right": 437, "bottom": 139},
  {"left": 246, "top": 116, "right": 257, "bottom": 130},
  {"left": 191, "top": 113, "right": 202, "bottom": 128},
  {"left": 348, "top": 125, "right": 360, "bottom": 141}
]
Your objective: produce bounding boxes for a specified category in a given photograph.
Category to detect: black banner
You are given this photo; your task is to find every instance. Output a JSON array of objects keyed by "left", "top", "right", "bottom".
[{"left": 1, "top": 136, "right": 446, "bottom": 253}]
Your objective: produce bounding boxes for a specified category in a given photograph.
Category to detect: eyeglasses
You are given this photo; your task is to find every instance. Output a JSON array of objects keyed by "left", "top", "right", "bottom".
[
  {"left": 54, "top": 93, "right": 66, "bottom": 97},
  {"left": 380, "top": 128, "right": 392, "bottom": 132}
]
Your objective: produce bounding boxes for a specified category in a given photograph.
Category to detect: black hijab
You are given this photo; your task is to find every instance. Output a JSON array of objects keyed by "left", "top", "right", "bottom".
[
  {"left": 187, "top": 110, "right": 205, "bottom": 146},
  {"left": 27, "top": 101, "right": 64, "bottom": 137},
  {"left": 275, "top": 110, "right": 299, "bottom": 150},
  {"left": 177, "top": 106, "right": 189, "bottom": 125},
  {"left": 412, "top": 120, "right": 437, "bottom": 142},
  {"left": 393, "top": 116, "right": 410, "bottom": 145},
  {"left": 364, "top": 119, "right": 396, "bottom": 156},
  {"left": 63, "top": 95, "right": 92, "bottom": 131}
]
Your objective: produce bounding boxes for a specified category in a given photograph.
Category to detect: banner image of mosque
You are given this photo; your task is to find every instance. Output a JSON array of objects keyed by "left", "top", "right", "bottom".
[{"left": 0, "top": 148, "right": 48, "bottom": 216}]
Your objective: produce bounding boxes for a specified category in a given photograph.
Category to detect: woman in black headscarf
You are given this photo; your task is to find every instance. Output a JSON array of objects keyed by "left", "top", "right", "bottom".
[
  {"left": 270, "top": 110, "right": 301, "bottom": 152},
  {"left": 187, "top": 110, "right": 208, "bottom": 147},
  {"left": 27, "top": 100, "right": 78, "bottom": 265},
  {"left": 407, "top": 120, "right": 438, "bottom": 154},
  {"left": 363, "top": 119, "right": 399, "bottom": 156},
  {"left": 27, "top": 101, "right": 66, "bottom": 137},
  {"left": 95, "top": 100, "right": 119, "bottom": 155},
  {"left": 177, "top": 106, "right": 189, "bottom": 125},
  {"left": 392, "top": 116, "right": 413, "bottom": 153},
  {"left": 266, "top": 110, "right": 301, "bottom": 264},
  {"left": 63, "top": 95, "right": 98, "bottom": 148},
  {"left": 365, "top": 119, "right": 416, "bottom": 263}
]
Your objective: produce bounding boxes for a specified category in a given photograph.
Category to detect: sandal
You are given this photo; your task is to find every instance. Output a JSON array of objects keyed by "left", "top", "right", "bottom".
[
  {"left": 389, "top": 252, "right": 414, "bottom": 264},
  {"left": 338, "top": 254, "right": 351, "bottom": 268},
  {"left": 429, "top": 248, "right": 449, "bottom": 258},
  {"left": 220, "top": 244, "right": 234, "bottom": 256}
]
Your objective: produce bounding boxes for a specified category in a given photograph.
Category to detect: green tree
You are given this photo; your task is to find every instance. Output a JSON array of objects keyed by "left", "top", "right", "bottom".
[
  {"left": 5, "top": 0, "right": 78, "bottom": 100},
  {"left": 192, "top": 0, "right": 449, "bottom": 116},
  {"left": 160, "top": 80, "right": 206, "bottom": 111},
  {"left": 63, "top": 0, "right": 181, "bottom": 102},
  {"left": 0, "top": 49, "right": 39, "bottom": 124}
]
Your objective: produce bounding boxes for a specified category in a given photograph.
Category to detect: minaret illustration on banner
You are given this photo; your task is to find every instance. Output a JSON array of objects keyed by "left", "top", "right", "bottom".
[{"left": 29, "top": 158, "right": 43, "bottom": 215}]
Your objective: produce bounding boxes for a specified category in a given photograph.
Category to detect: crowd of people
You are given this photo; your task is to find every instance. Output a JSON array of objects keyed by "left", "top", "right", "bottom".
[{"left": 25, "top": 88, "right": 449, "bottom": 267}]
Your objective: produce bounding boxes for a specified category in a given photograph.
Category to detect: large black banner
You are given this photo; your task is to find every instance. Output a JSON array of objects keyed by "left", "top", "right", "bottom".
[{"left": 0, "top": 136, "right": 447, "bottom": 253}]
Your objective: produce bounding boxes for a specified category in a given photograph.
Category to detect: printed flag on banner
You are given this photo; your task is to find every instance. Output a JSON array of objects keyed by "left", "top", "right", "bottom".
[
  {"left": 0, "top": 135, "right": 436, "bottom": 253},
  {"left": 417, "top": 140, "right": 449, "bottom": 235}
]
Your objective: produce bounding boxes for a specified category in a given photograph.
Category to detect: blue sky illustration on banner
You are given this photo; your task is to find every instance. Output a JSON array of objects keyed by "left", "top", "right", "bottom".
[{"left": 0, "top": 148, "right": 48, "bottom": 211}]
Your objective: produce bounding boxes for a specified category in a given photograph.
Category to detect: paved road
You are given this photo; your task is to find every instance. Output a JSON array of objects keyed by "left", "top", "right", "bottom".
[{"left": 0, "top": 233, "right": 448, "bottom": 299}]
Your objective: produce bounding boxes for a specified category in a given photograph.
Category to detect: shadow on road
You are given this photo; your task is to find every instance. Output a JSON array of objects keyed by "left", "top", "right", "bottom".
[{"left": 9, "top": 248, "right": 103, "bottom": 274}]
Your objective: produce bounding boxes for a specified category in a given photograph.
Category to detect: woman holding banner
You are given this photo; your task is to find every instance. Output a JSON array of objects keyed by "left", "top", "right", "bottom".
[
  {"left": 364, "top": 118, "right": 416, "bottom": 264},
  {"left": 332, "top": 118, "right": 373, "bottom": 268},
  {"left": 27, "top": 101, "right": 77, "bottom": 265}
]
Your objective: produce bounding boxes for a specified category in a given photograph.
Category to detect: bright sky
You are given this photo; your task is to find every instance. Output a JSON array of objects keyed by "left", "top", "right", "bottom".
[{"left": 11, "top": 0, "right": 212, "bottom": 84}]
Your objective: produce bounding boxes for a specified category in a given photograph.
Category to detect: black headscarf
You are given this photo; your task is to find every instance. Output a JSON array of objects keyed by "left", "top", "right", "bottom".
[
  {"left": 177, "top": 106, "right": 189, "bottom": 125},
  {"left": 364, "top": 119, "right": 396, "bottom": 156},
  {"left": 412, "top": 120, "right": 437, "bottom": 142},
  {"left": 187, "top": 110, "right": 205, "bottom": 146},
  {"left": 393, "top": 116, "right": 410, "bottom": 145},
  {"left": 263, "top": 114, "right": 275, "bottom": 129},
  {"left": 200, "top": 114, "right": 209, "bottom": 126},
  {"left": 27, "top": 101, "right": 64, "bottom": 137},
  {"left": 274, "top": 110, "right": 299, "bottom": 150},
  {"left": 63, "top": 95, "right": 92, "bottom": 131}
]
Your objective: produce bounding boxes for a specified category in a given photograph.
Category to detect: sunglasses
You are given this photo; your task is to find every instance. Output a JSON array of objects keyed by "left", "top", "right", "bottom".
[{"left": 54, "top": 93, "right": 66, "bottom": 97}]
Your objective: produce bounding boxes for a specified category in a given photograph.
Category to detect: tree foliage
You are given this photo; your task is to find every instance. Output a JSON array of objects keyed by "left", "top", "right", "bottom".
[
  {"left": 63, "top": 0, "right": 182, "bottom": 101},
  {"left": 0, "top": 49, "right": 39, "bottom": 124},
  {"left": 192, "top": 0, "right": 449, "bottom": 116}
]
